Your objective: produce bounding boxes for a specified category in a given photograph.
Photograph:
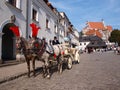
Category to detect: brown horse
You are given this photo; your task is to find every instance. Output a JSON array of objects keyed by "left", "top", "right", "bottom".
[
  {"left": 16, "top": 37, "right": 63, "bottom": 78},
  {"left": 16, "top": 37, "right": 37, "bottom": 77}
]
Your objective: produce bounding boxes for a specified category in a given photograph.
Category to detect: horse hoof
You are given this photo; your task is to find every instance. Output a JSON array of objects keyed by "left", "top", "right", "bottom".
[
  {"left": 42, "top": 74, "right": 46, "bottom": 78},
  {"left": 42, "top": 75, "right": 46, "bottom": 78},
  {"left": 46, "top": 75, "right": 50, "bottom": 79}
]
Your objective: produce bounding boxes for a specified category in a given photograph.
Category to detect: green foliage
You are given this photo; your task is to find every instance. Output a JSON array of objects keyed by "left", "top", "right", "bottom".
[
  {"left": 109, "top": 29, "right": 120, "bottom": 46},
  {"left": 79, "top": 31, "right": 83, "bottom": 36}
]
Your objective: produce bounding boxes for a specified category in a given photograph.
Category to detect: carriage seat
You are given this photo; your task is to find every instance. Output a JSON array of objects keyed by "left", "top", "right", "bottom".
[{"left": 46, "top": 44, "right": 54, "bottom": 54}]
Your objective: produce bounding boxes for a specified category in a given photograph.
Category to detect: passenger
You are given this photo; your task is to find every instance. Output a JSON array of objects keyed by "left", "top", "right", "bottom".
[{"left": 52, "top": 36, "right": 60, "bottom": 45}]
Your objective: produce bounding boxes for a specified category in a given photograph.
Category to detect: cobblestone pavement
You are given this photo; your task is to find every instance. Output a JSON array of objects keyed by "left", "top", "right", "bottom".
[
  {"left": 0, "top": 61, "right": 43, "bottom": 84},
  {"left": 0, "top": 51, "right": 120, "bottom": 90}
]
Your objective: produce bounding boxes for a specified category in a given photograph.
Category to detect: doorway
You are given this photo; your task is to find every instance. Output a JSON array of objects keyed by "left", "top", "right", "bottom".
[{"left": 2, "top": 23, "right": 16, "bottom": 61}]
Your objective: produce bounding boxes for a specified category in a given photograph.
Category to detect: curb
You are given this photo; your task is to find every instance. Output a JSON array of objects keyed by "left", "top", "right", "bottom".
[
  {"left": 0, "top": 61, "right": 25, "bottom": 68},
  {"left": 0, "top": 72, "right": 27, "bottom": 84},
  {"left": 0, "top": 67, "right": 43, "bottom": 84}
]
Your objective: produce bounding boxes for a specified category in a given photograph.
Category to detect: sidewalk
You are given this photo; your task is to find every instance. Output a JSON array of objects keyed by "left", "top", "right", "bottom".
[{"left": 0, "top": 61, "right": 43, "bottom": 84}]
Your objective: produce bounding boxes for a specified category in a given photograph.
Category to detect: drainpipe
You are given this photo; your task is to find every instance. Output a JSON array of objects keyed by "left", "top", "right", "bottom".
[{"left": 26, "top": 0, "right": 29, "bottom": 39}]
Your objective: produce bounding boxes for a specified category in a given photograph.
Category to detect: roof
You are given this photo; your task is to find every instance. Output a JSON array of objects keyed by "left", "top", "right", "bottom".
[
  {"left": 88, "top": 22, "right": 105, "bottom": 30},
  {"left": 85, "top": 29, "right": 102, "bottom": 38},
  {"left": 106, "top": 25, "right": 112, "bottom": 31},
  {"left": 79, "top": 36, "right": 107, "bottom": 48}
]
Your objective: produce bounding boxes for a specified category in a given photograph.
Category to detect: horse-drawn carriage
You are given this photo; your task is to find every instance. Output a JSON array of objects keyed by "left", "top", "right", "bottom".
[
  {"left": 60, "top": 43, "right": 80, "bottom": 69},
  {"left": 10, "top": 24, "right": 80, "bottom": 79}
]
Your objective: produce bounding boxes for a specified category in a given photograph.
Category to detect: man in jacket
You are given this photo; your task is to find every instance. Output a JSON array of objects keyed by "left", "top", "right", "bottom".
[{"left": 52, "top": 36, "right": 60, "bottom": 45}]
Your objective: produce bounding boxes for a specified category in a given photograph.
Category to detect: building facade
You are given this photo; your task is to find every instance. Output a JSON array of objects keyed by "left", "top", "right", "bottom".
[
  {"left": 0, "top": 0, "right": 79, "bottom": 63},
  {"left": 82, "top": 20, "right": 112, "bottom": 43},
  {"left": 0, "top": 0, "right": 27, "bottom": 62}
]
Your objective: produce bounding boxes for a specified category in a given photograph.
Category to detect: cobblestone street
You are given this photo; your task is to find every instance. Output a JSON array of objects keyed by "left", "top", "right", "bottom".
[{"left": 0, "top": 51, "right": 120, "bottom": 90}]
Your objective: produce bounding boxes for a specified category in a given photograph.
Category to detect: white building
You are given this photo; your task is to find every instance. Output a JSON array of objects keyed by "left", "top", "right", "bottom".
[
  {"left": 28, "top": 0, "right": 60, "bottom": 42},
  {"left": 0, "top": 0, "right": 60, "bottom": 62},
  {"left": 71, "top": 28, "right": 80, "bottom": 46},
  {"left": 0, "top": 0, "right": 27, "bottom": 62},
  {"left": 0, "top": 0, "right": 79, "bottom": 63},
  {"left": 79, "top": 41, "right": 90, "bottom": 51}
]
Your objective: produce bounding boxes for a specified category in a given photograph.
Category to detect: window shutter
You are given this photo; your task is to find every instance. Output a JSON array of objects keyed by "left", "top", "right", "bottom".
[
  {"left": 48, "top": 20, "right": 50, "bottom": 28},
  {"left": 16, "top": 0, "right": 20, "bottom": 9},
  {"left": 36, "top": 12, "right": 38, "bottom": 21}
]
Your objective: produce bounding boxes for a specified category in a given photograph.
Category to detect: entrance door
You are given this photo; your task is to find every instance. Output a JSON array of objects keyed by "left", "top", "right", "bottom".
[{"left": 2, "top": 23, "right": 16, "bottom": 61}]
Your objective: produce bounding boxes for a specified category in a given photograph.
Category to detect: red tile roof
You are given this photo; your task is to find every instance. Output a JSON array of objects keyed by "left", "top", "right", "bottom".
[
  {"left": 95, "top": 30, "right": 102, "bottom": 38},
  {"left": 85, "top": 29, "right": 102, "bottom": 38},
  {"left": 86, "top": 29, "right": 95, "bottom": 35},
  {"left": 84, "top": 21, "right": 112, "bottom": 39},
  {"left": 106, "top": 25, "right": 112, "bottom": 31},
  {"left": 88, "top": 22, "right": 105, "bottom": 30}
]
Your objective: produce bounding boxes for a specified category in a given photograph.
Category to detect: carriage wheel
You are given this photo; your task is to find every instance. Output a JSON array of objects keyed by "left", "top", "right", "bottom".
[{"left": 67, "top": 56, "right": 72, "bottom": 69}]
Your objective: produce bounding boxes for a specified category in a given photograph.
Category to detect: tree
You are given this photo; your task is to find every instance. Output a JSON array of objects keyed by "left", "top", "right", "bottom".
[
  {"left": 79, "top": 31, "right": 83, "bottom": 36},
  {"left": 109, "top": 29, "right": 120, "bottom": 46}
]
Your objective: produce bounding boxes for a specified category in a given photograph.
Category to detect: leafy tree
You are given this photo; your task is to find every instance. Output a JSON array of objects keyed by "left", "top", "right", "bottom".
[
  {"left": 79, "top": 31, "right": 83, "bottom": 36},
  {"left": 109, "top": 29, "right": 120, "bottom": 46}
]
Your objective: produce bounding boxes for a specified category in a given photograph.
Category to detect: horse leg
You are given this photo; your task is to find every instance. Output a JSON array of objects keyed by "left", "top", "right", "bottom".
[
  {"left": 58, "top": 57, "right": 63, "bottom": 74},
  {"left": 42, "top": 65, "right": 47, "bottom": 78},
  {"left": 32, "top": 57, "right": 35, "bottom": 77},
  {"left": 45, "top": 60, "right": 50, "bottom": 79},
  {"left": 26, "top": 60, "right": 30, "bottom": 77},
  {"left": 46, "top": 65, "right": 50, "bottom": 79},
  {"left": 59, "top": 63, "right": 63, "bottom": 74}
]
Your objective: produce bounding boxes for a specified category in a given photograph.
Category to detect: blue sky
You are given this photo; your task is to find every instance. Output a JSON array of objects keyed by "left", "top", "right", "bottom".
[{"left": 49, "top": 0, "right": 120, "bottom": 31}]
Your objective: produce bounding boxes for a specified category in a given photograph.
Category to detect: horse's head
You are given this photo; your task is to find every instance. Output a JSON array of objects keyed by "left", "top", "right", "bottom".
[
  {"left": 30, "top": 37, "right": 47, "bottom": 54},
  {"left": 29, "top": 38, "right": 40, "bottom": 50},
  {"left": 16, "top": 37, "right": 22, "bottom": 50},
  {"left": 16, "top": 37, "right": 29, "bottom": 53}
]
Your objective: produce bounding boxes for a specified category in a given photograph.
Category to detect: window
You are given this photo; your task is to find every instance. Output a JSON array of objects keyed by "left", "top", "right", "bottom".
[
  {"left": 60, "top": 30, "right": 62, "bottom": 35},
  {"left": 46, "top": 19, "right": 49, "bottom": 28},
  {"left": 46, "top": 18, "right": 50, "bottom": 29},
  {"left": 8, "top": 0, "right": 16, "bottom": 7},
  {"left": 54, "top": 25, "right": 57, "bottom": 33},
  {"left": 32, "top": 9, "right": 37, "bottom": 21},
  {"left": 91, "top": 42, "right": 94, "bottom": 45},
  {"left": 84, "top": 43, "right": 86, "bottom": 45},
  {"left": 80, "top": 43, "right": 82, "bottom": 45},
  {"left": 7, "top": 0, "right": 21, "bottom": 9},
  {"left": 64, "top": 21, "right": 65, "bottom": 25}
]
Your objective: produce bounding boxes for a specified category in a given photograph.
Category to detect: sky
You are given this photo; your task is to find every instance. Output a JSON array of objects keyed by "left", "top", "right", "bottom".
[{"left": 49, "top": 0, "right": 120, "bottom": 31}]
